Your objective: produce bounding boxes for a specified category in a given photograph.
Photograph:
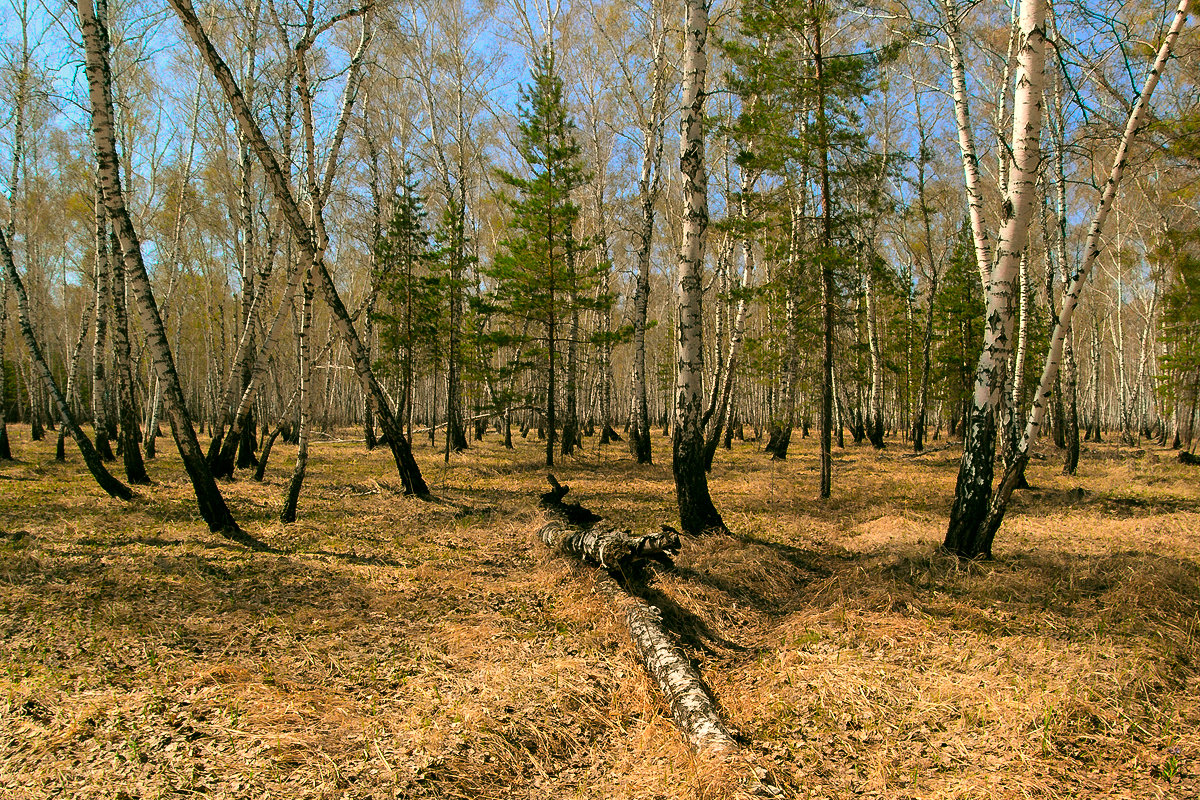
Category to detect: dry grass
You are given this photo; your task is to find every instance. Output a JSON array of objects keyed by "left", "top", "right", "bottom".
[{"left": 2, "top": 426, "right": 1198, "bottom": 799}]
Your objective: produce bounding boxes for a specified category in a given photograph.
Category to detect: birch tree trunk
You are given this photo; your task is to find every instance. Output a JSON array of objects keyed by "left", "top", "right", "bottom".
[
  {"left": 673, "top": 0, "right": 724, "bottom": 536},
  {"left": 911, "top": 91, "right": 940, "bottom": 453},
  {"left": 866, "top": 260, "right": 887, "bottom": 450},
  {"left": 705, "top": 177, "right": 757, "bottom": 468},
  {"left": 212, "top": 2, "right": 367, "bottom": 477},
  {"left": 938, "top": 0, "right": 995, "bottom": 294},
  {"left": 944, "top": 0, "right": 1048, "bottom": 559},
  {"left": 78, "top": 0, "right": 251, "bottom": 541},
  {"left": 562, "top": 247, "right": 580, "bottom": 457},
  {"left": 280, "top": 271, "right": 313, "bottom": 523},
  {"left": 811, "top": 0, "right": 834, "bottom": 499},
  {"left": 766, "top": 182, "right": 807, "bottom": 461},
  {"left": 207, "top": 0, "right": 263, "bottom": 476},
  {"left": 145, "top": 83, "right": 201, "bottom": 462},
  {"left": 971, "top": 0, "right": 1191, "bottom": 554},
  {"left": 589, "top": 117, "right": 618, "bottom": 445},
  {"left": 1087, "top": 324, "right": 1103, "bottom": 441},
  {"left": 91, "top": 190, "right": 116, "bottom": 462},
  {"left": 628, "top": 42, "right": 668, "bottom": 465},
  {"left": 55, "top": 302, "right": 93, "bottom": 462},
  {"left": 0, "top": 280, "right": 10, "bottom": 461},
  {"left": 101, "top": 211, "right": 150, "bottom": 484},
  {"left": 169, "top": 0, "right": 428, "bottom": 495},
  {"left": 1045, "top": 23, "right": 1080, "bottom": 474},
  {"left": 1, "top": 226, "right": 131, "bottom": 499}
]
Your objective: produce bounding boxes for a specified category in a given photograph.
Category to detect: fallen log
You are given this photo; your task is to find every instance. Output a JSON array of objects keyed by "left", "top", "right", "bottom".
[
  {"left": 1179, "top": 450, "right": 1200, "bottom": 466},
  {"left": 537, "top": 475, "right": 735, "bottom": 752},
  {"left": 538, "top": 520, "right": 680, "bottom": 571}
]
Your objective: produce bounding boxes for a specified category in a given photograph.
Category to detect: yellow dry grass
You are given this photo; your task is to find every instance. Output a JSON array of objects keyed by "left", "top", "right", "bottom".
[{"left": 1, "top": 426, "right": 1198, "bottom": 799}]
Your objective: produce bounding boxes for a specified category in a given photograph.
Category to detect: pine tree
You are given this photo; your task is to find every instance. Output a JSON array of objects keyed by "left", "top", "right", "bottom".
[
  {"left": 490, "top": 48, "right": 591, "bottom": 468},
  {"left": 373, "top": 167, "right": 442, "bottom": 441},
  {"left": 721, "top": 0, "right": 890, "bottom": 488}
]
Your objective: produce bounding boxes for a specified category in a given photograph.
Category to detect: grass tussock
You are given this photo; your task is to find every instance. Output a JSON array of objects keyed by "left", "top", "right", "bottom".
[{"left": 1, "top": 428, "right": 1198, "bottom": 798}]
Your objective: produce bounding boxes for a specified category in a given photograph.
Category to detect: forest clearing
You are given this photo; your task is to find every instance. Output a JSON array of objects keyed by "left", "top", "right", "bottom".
[
  {"left": 3, "top": 0, "right": 1200, "bottom": 794},
  {"left": 2, "top": 428, "right": 1198, "bottom": 799}
]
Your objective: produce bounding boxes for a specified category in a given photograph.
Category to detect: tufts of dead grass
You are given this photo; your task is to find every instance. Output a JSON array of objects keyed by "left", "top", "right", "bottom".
[{"left": 1, "top": 426, "right": 1198, "bottom": 798}]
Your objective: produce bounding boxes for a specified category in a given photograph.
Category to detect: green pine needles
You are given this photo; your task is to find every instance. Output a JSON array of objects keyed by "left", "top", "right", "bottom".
[{"left": 488, "top": 48, "right": 599, "bottom": 467}]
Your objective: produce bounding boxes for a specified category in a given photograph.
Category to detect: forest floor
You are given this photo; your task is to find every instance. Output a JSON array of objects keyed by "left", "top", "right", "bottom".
[{"left": 1, "top": 425, "right": 1198, "bottom": 799}]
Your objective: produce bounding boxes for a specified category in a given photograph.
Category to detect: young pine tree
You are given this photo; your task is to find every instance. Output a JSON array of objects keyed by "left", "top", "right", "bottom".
[
  {"left": 373, "top": 168, "right": 443, "bottom": 442},
  {"left": 490, "top": 48, "right": 591, "bottom": 467}
]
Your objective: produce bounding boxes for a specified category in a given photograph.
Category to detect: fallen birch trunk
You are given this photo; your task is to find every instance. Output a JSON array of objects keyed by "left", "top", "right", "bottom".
[{"left": 537, "top": 475, "right": 736, "bottom": 751}]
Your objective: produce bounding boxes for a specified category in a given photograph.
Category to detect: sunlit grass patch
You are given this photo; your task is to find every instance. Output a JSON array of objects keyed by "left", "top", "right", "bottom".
[{"left": 1, "top": 425, "right": 1198, "bottom": 797}]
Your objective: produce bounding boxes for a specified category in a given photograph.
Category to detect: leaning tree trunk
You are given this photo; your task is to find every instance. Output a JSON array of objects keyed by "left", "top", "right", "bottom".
[
  {"left": 78, "top": 0, "right": 257, "bottom": 545},
  {"left": 169, "top": 0, "right": 427, "bottom": 495},
  {"left": 211, "top": 4, "right": 362, "bottom": 479},
  {"left": 943, "top": 0, "right": 1048, "bottom": 559},
  {"left": 1, "top": 227, "right": 131, "bottom": 499},
  {"left": 673, "top": 0, "right": 724, "bottom": 536},
  {"left": 969, "top": 0, "right": 1191, "bottom": 556}
]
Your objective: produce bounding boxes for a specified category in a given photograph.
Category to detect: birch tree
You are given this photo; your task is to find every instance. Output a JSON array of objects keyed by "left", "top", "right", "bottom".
[
  {"left": 673, "top": 0, "right": 725, "bottom": 535},
  {"left": 969, "top": 0, "right": 1193, "bottom": 554},
  {"left": 78, "top": 0, "right": 257, "bottom": 544},
  {"left": 942, "top": 0, "right": 1048, "bottom": 559},
  {"left": 169, "top": 0, "right": 429, "bottom": 495}
]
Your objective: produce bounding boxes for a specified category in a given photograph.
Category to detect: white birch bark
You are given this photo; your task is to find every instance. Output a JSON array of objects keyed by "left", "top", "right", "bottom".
[
  {"left": 672, "top": 0, "right": 724, "bottom": 535},
  {"left": 937, "top": 0, "right": 995, "bottom": 293},
  {"left": 627, "top": 11, "right": 669, "bottom": 464},
  {"left": 704, "top": 170, "right": 757, "bottom": 465},
  {"left": 980, "top": 0, "right": 1193, "bottom": 547},
  {"left": 945, "top": 0, "right": 1049, "bottom": 557},
  {"left": 78, "top": 0, "right": 251, "bottom": 540}
]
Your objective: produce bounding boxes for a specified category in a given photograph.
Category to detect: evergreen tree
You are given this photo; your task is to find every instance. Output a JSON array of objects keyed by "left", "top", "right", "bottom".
[
  {"left": 373, "top": 167, "right": 443, "bottom": 440},
  {"left": 933, "top": 218, "right": 986, "bottom": 438},
  {"left": 722, "top": 0, "right": 891, "bottom": 485},
  {"left": 489, "top": 48, "right": 591, "bottom": 467},
  {"left": 1157, "top": 229, "right": 1200, "bottom": 450}
]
